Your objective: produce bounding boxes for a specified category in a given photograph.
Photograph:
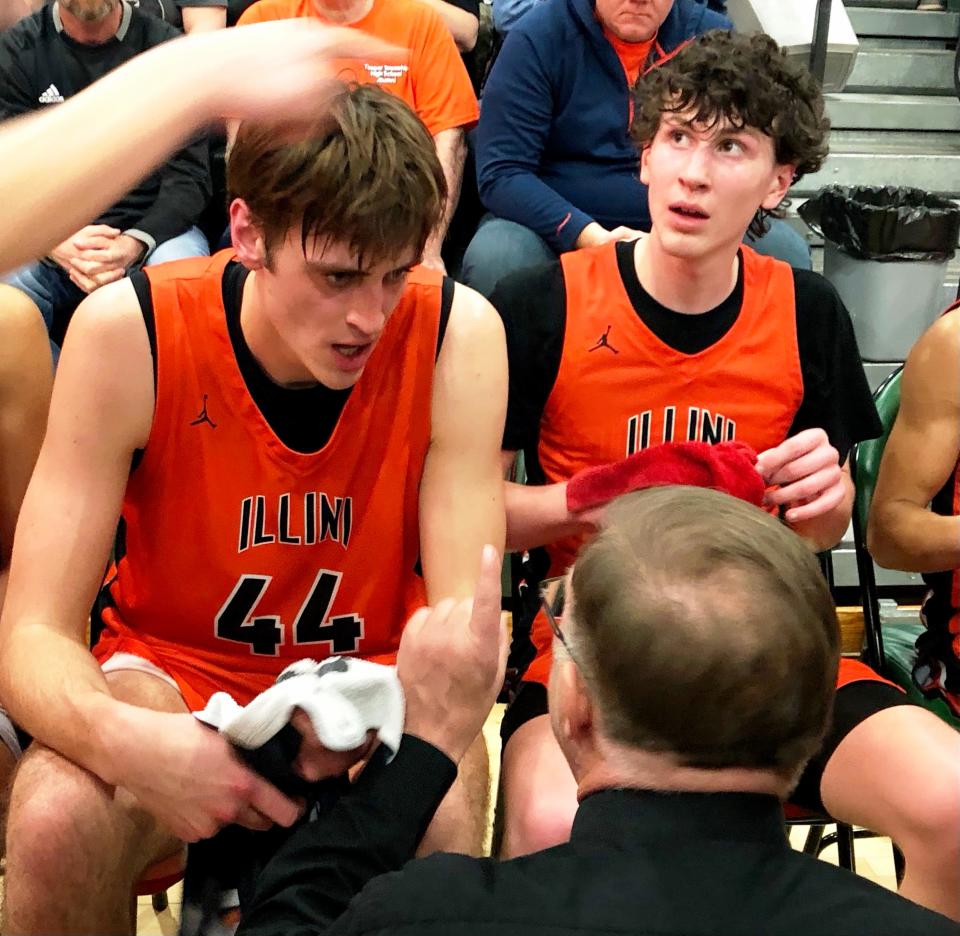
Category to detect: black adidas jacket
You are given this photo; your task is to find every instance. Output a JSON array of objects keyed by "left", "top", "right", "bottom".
[{"left": 0, "top": 2, "right": 210, "bottom": 254}]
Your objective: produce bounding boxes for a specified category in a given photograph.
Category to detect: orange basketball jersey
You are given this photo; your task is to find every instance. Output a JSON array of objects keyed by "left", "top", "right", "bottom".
[
  {"left": 539, "top": 241, "right": 804, "bottom": 579},
  {"left": 94, "top": 251, "right": 441, "bottom": 710}
]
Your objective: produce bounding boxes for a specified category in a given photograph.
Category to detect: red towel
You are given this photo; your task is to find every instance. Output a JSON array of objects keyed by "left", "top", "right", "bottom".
[{"left": 565, "top": 441, "right": 766, "bottom": 514}]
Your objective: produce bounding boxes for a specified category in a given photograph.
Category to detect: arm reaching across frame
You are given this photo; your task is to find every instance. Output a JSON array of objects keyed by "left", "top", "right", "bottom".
[{"left": 0, "top": 21, "right": 401, "bottom": 275}]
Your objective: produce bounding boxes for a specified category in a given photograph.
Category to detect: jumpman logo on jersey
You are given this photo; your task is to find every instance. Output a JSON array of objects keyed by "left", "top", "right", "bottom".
[
  {"left": 189, "top": 394, "right": 217, "bottom": 429},
  {"left": 588, "top": 325, "right": 619, "bottom": 354}
]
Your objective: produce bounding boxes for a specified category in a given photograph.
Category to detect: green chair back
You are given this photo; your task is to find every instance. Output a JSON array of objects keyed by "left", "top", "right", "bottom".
[
  {"left": 851, "top": 368, "right": 903, "bottom": 674},
  {"left": 852, "top": 368, "right": 903, "bottom": 535}
]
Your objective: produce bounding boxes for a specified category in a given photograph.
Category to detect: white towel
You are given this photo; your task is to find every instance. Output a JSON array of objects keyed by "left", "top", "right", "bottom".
[{"left": 194, "top": 657, "right": 405, "bottom": 759}]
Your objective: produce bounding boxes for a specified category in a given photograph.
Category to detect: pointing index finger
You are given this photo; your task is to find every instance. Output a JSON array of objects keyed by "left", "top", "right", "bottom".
[{"left": 468, "top": 544, "right": 503, "bottom": 644}]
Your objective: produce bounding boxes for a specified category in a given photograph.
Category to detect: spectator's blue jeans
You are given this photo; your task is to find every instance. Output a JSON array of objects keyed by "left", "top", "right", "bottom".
[
  {"left": 460, "top": 214, "right": 812, "bottom": 299},
  {"left": 2, "top": 226, "right": 209, "bottom": 358}
]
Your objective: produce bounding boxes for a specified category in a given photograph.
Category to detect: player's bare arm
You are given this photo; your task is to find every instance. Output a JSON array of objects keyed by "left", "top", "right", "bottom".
[
  {"left": 420, "top": 282, "right": 506, "bottom": 603},
  {"left": 0, "top": 281, "right": 301, "bottom": 841},
  {"left": 502, "top": 455, "right": 597, "bottom": 553},
  {"left": 503, "top": 430, "right": 853, "bottom": 556},
  {"left": 755, "top": 428, "right": 853, "bottom": 552},
  {"left": 421, "top": 128, "right": 467, "bottom": 273},
  {"left": 0, "top": 287, "right": 52, "bottom": 610},
  {"left": 869, "top": 311, "right": 960, "bottom": 572}
]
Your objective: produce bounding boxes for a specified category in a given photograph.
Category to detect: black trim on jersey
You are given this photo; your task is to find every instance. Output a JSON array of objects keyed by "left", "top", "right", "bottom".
[
  {"left": 438, "top": 275, "right": 455, "bottom": 360},
  {"left": 222, "top": 261, "right": 353, "bottom": 455},
  {"left": 131, "top": 270, "right": 157, "bottom": 387},
  {"left": 130, "top": 270, "right": 155, "bottom": 475},
  {"left": 616, "top": 240, "right": 744, "bottom": 354}
]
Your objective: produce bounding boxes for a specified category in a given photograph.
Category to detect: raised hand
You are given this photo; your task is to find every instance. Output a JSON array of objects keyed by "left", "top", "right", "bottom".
[{"left": 397, "top": 544, "right": 506, "bottom": 763}]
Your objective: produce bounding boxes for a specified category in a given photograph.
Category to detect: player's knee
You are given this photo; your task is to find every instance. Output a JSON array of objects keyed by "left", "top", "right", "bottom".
[
  {"left": 914, "top": 790, "right": 960, "bottom": 865},
  {"left": 889, "top": 775, "right": 960, "bottom": 865},
  {"left": 6, "top": 746, "right": 130, "bottom": 879},
  {"left": 501, "top": 781, "right": 576, "bottom": 857}
]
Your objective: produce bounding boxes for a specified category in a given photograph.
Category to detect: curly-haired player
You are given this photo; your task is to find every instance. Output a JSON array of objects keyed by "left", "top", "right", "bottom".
[{"left": 491, "top": 30, "right": 960, "bottom": 920}]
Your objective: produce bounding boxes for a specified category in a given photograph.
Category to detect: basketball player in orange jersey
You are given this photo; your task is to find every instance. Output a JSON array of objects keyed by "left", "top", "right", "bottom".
[
  {"left": 0, "top": 84, "right": 507, "bottom": 935},
  {"left": 491, "top": 31, "right": 960, "bottom": 920}
]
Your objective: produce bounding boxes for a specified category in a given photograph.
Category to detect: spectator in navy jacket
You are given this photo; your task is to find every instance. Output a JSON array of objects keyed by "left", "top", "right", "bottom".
[{"left": 463, "top": 0, "right": 810, "bottom": 298}]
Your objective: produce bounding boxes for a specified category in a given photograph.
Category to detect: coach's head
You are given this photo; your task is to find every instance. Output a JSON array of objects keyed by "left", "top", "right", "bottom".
[{"left": 545, "top": 486, "right": 840, "bottom": 799}]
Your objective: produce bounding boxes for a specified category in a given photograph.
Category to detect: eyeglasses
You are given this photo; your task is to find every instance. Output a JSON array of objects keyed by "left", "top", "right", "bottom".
[{"left": 539, "top": 576, "right": 572, "bottom": 656}]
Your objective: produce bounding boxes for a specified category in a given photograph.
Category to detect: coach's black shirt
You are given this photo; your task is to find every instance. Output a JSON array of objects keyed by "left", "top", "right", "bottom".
[{"left": 237, "top": 735, "right": 959, "bottom": 936}]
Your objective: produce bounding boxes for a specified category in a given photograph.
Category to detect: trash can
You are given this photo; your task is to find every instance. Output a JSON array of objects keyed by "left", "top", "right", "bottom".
[{"left": 799, "top": 186, "right": 960, "bottom": 361}]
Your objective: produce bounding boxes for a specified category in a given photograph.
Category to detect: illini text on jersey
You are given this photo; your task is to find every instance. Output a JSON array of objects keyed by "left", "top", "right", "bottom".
[
  {"left": 626, "top": 406, "right": 737, "bottom": 456},
  {"left": 238, "top": 492, "right": 353, "bottom": 553}
]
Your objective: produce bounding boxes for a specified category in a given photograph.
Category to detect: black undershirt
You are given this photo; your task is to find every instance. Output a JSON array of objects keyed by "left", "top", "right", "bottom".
[
  {"left": 493, "top": 240, "right": 882, "bottom": 473},
  {"left": 132, "top": 262, "right": 454, "bottom": 455},
  {"left": 220, "top": 261, "right": 352, "bottom": 454}
]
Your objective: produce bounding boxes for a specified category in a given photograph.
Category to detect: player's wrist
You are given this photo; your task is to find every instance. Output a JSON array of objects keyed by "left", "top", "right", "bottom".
[
  {"left": 87, "top": 696, "right": 146, "bottom": 786},
  {"left": 403, "top": 723, "right": 472, "bottom": 765}
]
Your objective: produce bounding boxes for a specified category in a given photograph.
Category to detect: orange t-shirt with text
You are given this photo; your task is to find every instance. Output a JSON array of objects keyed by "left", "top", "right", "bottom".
[{"left": 238, "top": 0, "right": 479, "bottom": 136}]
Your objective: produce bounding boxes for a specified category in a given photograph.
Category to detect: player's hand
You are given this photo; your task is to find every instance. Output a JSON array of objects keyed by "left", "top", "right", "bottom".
[
  {"left": 192, "top": 21, "right": 405, "bottom": 125},
  {"left": 289, "top": 709, "right": 376, "bottom": 782},
  {"left": 110, "top": 708, "right": 302, "bottom": 842},
  {"left": 397, "top": 544, "right": 507, "bottom": 763},
  {"left": 756, "top": 428, "right": 846, "bottom": 525}
]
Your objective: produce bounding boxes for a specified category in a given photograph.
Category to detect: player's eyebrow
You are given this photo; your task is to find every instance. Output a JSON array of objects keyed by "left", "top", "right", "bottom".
[
  {"left": 305, "top": 261, "right": 367, "bottom": 276},
  {"left": 664, "top": 114, "right": 760, "bottom": 145}
]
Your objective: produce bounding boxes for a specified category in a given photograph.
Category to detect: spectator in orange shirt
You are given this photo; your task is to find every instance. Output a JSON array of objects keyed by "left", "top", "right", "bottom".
[{"left": 239, "top": 0, "right": 479, "bottom": 272}]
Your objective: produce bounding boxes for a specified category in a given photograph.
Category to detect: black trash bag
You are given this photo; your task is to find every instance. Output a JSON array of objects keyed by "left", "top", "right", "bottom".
[{"left": 799, "top": 185, "right": 960, "bottom": 262}]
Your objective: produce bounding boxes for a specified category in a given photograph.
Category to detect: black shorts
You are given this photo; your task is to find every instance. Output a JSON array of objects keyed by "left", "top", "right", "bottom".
[{"left": 501, "top": 678, "right": 913, "bottom": 813}]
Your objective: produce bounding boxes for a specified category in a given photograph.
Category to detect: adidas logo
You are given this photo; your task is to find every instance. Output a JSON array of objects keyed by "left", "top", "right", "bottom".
[{"left": 38, "top": 84, "right": 64, "bottom": 104}]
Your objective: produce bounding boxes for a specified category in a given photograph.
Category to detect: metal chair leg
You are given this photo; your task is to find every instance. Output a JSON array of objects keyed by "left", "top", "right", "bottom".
[
  {"left": 802, "top": 824, "right": 825, "bottom": 856},
  {"left": 836, "top": 822, "right": 856, "bottom": 872},
  {"left": 893, "top": 844, "right": 906, "bottom": 886}
]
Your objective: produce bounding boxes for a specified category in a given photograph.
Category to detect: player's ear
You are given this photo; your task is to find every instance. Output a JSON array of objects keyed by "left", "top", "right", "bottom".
[
  {"left": 230, "top": 198, "right": 268, "bottom": 270},
  {"left": 760, "top": 162, "right": 796, "bottom": 212},
  {"left": 639, "top": 144, "right": 652, "bottom": 186}
]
